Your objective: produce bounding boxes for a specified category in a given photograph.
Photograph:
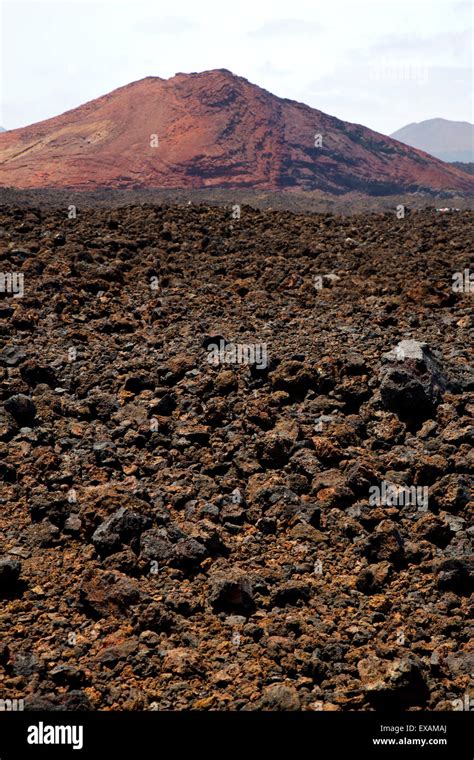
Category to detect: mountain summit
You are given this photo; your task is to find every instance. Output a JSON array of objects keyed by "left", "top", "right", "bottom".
[
  {"left": 391, "top": 118, "right": 474, "bottom": 164},
  {"left": 0, "top": 70, "right": 472, "bottom": 194}
]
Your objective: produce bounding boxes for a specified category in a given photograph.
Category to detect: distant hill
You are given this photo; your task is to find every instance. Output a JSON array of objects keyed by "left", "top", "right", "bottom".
[
  {"left": 0, "top": 72, "right": 473, "bottom": 194},
  {"left": 451, "top": 162, "right": 474, "bottom": 176},
  {"left": 0, "top": 127, "right": 6, "bottom": 132},
  {"left": 391, "top": 118, "right": 474, "bottom": 163}
]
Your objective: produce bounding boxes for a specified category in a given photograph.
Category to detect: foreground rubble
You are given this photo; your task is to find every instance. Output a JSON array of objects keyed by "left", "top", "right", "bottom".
[{"left": 0, "top": 204, "right": 472, "bottom": 711}]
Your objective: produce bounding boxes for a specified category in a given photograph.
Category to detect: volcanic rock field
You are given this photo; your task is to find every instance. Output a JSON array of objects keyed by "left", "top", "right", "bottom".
[{"left": 0, "top": 203, "right": 472, "bottom": 711}]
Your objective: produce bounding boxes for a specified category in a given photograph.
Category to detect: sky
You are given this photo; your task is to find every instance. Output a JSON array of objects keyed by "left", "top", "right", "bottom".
[{"left": 0, "top": 0, "right": 472, "bottom": 135}]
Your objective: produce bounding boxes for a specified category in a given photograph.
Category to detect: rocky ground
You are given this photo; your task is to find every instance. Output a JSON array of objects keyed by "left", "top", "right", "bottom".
[{"left": 0, "top": 203, "right": 472, "bottom": 711}]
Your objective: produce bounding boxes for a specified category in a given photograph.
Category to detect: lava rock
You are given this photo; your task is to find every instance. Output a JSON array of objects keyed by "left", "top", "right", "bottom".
[
  {"left": 12, "top": 652, "right": 44, "bottom": 677},
  {"left": 172, "top": 537, "right": 208, "bottom": 570},
  {"left": 79, "top": 569, "right": 141, "bottom": 618},
  {"left": 380, "top": 341, "right": 450, "bottom": 421},
  {"left": 0, "top": 346, "right": 26, "bottom": 367},
  {"left": 358, "top": 655, "right": 428, "bottom": 706},
  {"left": 4, "top": 394, "right": 36, "bottom": 424},
  {"left": 209, "top": 571, "right": 255, "bottom": 614},
  {"left": 413, "top": 513, "right": 452, "bottom": 547},
  {"left": 362, "top": 521, "right": 405, "bottom": 566},
  {"left": 356, "top": 561, "right": 393, "bottom": 594},
  {"left": 150, "top": 393, "right": 177, "bottom": 416},
  {"left": 380, "top": 369, "right": 434, "bottom": 420},
  {"left": 302, "top": 652, "right": 329, "bottom": 682},
  {"left": 139, "top": 528, "right": 175, "bottom": 564},
  {"left": 270, "top": 360, "right": 316, "bottom": 395},
  {"left": 135, "top": 602, "right": 175, "bottom": 633},
  {"left": 270, "top": 581, "right": 311, "bottom": 607},
  {"left": 437, "top": 558, "right": 474, "bottom": 594},
  {"left": 49, "top": 664, "right": 85, "bottom": 686},
  {"left": 259, "top": 683, "right": 301, "bottom": 711},
  {"left": 20, "top": 359, "right": 57, "bottom": 388},
  {"left": 430, "top": 474, "right": 471, "bottom": 513},
  {"left": 0, "top": 556, "right": 21, "bottom": 592},
  {"left": 92, "top": 507, "right": 152, "bottom": 556}
]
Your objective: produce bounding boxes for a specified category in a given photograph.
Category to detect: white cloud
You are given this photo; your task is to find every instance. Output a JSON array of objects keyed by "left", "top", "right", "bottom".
[
  {"left": 248, "top": 19, "right": 323, "bottom": 37},
  {"left": 133, "top": 16, "right": 198, "bottom": 34}
]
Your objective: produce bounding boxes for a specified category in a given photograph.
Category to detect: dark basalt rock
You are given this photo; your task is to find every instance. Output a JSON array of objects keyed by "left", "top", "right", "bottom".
[
  {"left": 380, "top": 340, "right": 452, "bottom": 422},
  {"left": 0, "top": 556, "right": 22, "bottom": 592},
  {"left": 92, "top": 507, "right": 152, "bottom": 556},
  {"left": 4, "top": 393, "right": 36, "bottom": 424},
  {"left": 437, "top": 558, "right": 474, "bottom": 595},
  {"left": 208, "top": 572, "right": 255, "bottom": 614}
]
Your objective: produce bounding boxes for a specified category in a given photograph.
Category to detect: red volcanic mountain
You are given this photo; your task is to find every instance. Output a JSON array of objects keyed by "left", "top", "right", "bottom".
[{"left": 0, "top": 69, "right": 472, "bottom": 194}]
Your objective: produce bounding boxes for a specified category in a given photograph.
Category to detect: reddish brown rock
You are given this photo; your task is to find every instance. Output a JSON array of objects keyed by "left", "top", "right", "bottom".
[{"left": 79, "top": 570, "right": 142, "bottom": 618}]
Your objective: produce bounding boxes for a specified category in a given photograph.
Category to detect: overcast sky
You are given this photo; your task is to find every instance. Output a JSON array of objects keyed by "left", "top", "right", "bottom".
[{"left": 0, "top": 0, "right": 472, "bottom": 135}]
